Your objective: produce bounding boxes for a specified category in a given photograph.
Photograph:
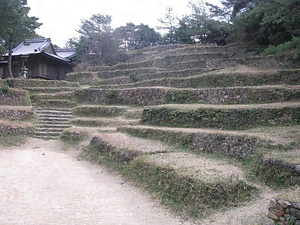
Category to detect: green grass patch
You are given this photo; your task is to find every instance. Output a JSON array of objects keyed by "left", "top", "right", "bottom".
[
  {"left": 73, "top": 105, "right": 127, "bottom": 117},
  {"left": 141, "top": 106, "right": 300, "bottom": 130},
  {"left": 0, "top": 135, "right": 28, "bottom": 148},
  {"left": 60, "top": 128, "right": 89, "bottom": 144}
]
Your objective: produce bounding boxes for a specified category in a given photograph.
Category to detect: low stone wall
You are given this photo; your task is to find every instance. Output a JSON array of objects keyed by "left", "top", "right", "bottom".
[
  {"left": 0, "top": 108, "right": 34, "bottom": 120},
  {"left": 6, "top": 78, "right": 79, "bottom": 88},
  {"left": 268, "top": 194, "right": 300, "bottom": 225},
  {"left": 75, "top": 85, "right": 300, "bottom": 106},
  {"left": 141, "top": 106, "right": 300, "bottom": 130},
  {"left": 119, "top": 126, "right": 280, "bottom": 159},
  {"left": 0, "top": 121, "right": 32, "bottom": 135},
  {"left": 0, "top": 89, "right": 31, "bottom": 106}
]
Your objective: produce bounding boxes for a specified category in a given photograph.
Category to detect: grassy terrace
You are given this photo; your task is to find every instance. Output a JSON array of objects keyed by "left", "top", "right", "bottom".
[{"left": 1, "top": 44, "right": 299, "bottom": 222}]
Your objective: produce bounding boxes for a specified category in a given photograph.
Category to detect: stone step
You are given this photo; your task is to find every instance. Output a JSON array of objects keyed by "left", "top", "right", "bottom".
[
  {"left": 34, "top": 99, "right": 77, "bottom": 108},
  {"left": 31, "top": 135, "right": 59, "bottom": 140},
  {"left": 30, "top": 92, "right": 74, "bottom": 102},
  {"left": 34, "top": 131, "right": 61, "bottom": 137},
  {"left": 34, "top": 107, "right": 73, "bottom": 139},
  {"left": 35, "top": 112, "right": 73, "bottom": 117},
  {"left": 36, "top": 127, "right": 67, "bottom": 132},
  {"left": 87, "top": 132, "right": 256, "bottom": 217},
  {"left": 141, "top": 102, "right": 300, "bottom": 130},
  {"left": 38, "top": 117, "right": 71, "bottom": 122},
  {"left": 37, "top": 124, "right": 71, "bottom": 129},
  {"left": 35, "top": 108, "right": 72, "bottom": 114}
]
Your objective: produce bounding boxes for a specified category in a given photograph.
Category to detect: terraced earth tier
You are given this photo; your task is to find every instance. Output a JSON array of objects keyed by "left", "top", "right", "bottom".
[
  {"left": 73, "top": 105, "right": 130, "bottom": 117},
  {"left": 84, "top": 132, "right": 257, "bottom": 217},
  {"left": 0, "top": 88, "right": 31, "bottom": 106},
  {"left": 94, "top": 68, "right": 300, "bottom": 89},
  {"left": 0, "top": 119, "right": 33, "bottom": 136},
  {"left": 141, "top": 102, "right": 300, "bottom": 130},
  {"left": 118, "top": 125, "right": 285, "bottom": 158},
  {"left": 74, "top": 85, "right": 300, "bottom": 106},
  {"left": 2, "top": 43, "right": 299, "bottom": 223},
  {"left": 0, "top": 106, "right": 34, "bottom": 121}
]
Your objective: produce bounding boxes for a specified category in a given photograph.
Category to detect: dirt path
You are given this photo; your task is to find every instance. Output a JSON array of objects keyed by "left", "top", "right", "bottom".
[
  {"left": 0, "top": 138, "right": 276, "bottom": 225},
  {"left": 0, "top": 138, "right": 190, "bottom": 225}
]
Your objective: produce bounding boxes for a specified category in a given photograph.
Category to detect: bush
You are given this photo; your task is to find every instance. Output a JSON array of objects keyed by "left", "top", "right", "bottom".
[
  {"left": 1, "top": 80, "right": 10, "bottom": 93},
  {"left": 262, "top": 37, "right": 300, "bottom": 59}
]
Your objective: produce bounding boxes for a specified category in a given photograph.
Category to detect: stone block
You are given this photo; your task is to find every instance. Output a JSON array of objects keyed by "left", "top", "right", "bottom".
[
  {"left": 278, "top": 199, "right": 291, "bottom": 208},
  {"left": 290, "top": 208, "right": 300, "bottom": 219},
  {"left": 292, "top": 202, "right": 300, "bottom": 210},
  {"left": 268, "top": 211, "right": 279, "bottom": 221}
]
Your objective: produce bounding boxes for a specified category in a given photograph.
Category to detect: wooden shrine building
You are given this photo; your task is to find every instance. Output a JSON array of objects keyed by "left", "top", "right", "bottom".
[{"left": 0, "top": 38, "right": 76, "bottom": 80}]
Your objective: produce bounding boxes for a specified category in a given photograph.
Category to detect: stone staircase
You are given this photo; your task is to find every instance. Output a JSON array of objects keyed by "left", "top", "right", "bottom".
[
  {"left": 8, "top": 79, "right": 80, "bottom": 139},
  {"left": 33, "top": 108, "right": 73, "bottom": 139}
]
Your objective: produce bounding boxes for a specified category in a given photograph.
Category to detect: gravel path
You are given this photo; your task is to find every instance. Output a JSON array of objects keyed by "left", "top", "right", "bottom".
[{"left": 0, "top": 138, "right": 189, "bottom": 225}]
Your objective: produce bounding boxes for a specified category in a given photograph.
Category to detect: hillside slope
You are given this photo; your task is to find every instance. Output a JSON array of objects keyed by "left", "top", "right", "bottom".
[{"left": 2, "top": 43, "right": 299, "bottom": 224}]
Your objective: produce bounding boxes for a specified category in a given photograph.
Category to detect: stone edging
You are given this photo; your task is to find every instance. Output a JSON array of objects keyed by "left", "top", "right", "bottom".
[{"left": 268, "top": 197, "right": 300, "bottom": 225}]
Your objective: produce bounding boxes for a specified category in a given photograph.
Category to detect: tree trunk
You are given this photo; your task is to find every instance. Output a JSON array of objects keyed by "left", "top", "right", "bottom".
[{"left": 7, "top": 34, "right": 13, "bottom": 78}]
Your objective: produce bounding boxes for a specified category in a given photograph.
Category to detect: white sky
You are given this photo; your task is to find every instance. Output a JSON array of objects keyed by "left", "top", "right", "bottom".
[{"left": 27, "top": 0, "right": 220, "bottom": 47}]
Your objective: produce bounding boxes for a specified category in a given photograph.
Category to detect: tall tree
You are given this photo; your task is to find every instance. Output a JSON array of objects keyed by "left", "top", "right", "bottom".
[
  {"left": 132, "top": 24, "right": 161, "bottom": 49},
  {"left": 76, "top": 14, "right": 120, "bottom": 66},
  {"left": 207, "top": 0, "right": 300, "bottom": 46},
  {"left": 157, "top": 7, "right": 179, "bottom": 44},
  {"left": 0, "top": 0, "right": 41, "bottom": 78},
  {"left": 174, "top": 0, "right": 231, "bottom": 45},
  {"left": 114, "top": 23, "right": 137, "bottom": 51}
]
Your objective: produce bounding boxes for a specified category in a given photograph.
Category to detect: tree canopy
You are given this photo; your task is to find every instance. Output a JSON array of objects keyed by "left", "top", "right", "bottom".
[
  {"left": 206, "top": 0, "right": 300, "bottom": 46},
  {"left": 70, "top": 0, "right": 300, "bottom": 66},
  {"left": 114, "top": 23, "right": 161, "bottom": 51},
  {"left": 72, "top": 14, "right": 162, "bottom": 66},
  {"left": 0, "top": 0, "right": 41, "bottom": 77}
]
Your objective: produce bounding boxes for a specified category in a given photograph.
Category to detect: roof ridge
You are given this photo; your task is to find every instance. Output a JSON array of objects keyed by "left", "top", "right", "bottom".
[{"left": 25, "top": 38, "right": 49, "bottom": 43}]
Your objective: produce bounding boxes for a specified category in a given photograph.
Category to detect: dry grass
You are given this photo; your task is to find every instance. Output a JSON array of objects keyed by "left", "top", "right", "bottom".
[
  {"left": 143, "top": 152, "right": 246, "bottom": 183},
  {"left": 264, "top": 150, "right": 300, "bottom": 164},
  {"left": 93, "top": 132, "right": 170, "bottom": 154}
]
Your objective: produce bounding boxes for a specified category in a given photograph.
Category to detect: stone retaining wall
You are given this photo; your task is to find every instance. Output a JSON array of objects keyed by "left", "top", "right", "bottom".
[
  {"left": 0, "top": 108, "right": 33, "bottom": 120},
  {"left": 0, "top": 89, "right": 31, "bottom": 106},
  {"left": 268, "top": 196, "right": 300, "bottom": 225},
  {"left": 75, "top": 85, "right": 300, "bottom": 106},
  {"left": 0, "top": 121, "right": 31, "bottom": 135}
]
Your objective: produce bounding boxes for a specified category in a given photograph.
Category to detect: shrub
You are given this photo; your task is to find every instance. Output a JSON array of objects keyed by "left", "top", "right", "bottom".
[
  {"left": 262, "top": 37, "right": 300, "bottom": 59},
  {"left": 1, "top": 80, "right": 10, "bottom": 93}
]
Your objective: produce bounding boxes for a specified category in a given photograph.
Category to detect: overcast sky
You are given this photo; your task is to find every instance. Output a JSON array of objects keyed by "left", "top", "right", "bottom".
[{"left": 27, "top": 0, "right": 220, "bottom": 47}]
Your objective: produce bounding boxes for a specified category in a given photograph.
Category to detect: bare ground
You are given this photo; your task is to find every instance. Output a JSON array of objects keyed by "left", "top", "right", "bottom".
[
  {"left": 0, "top": 138, "right": 276, "bottom": 225},
  {"left": 0, "top": 138, "right": 189, "bottom": 225}
]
